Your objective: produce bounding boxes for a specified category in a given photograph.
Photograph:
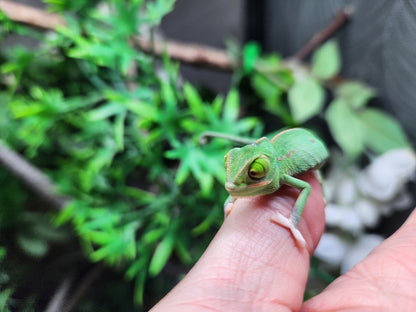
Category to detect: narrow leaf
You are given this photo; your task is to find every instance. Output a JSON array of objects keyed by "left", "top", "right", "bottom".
[
  {"left": 183, "top": 83, "right": 205, "bottom": 120},
  {"left": 222, "top": 89, "right": 239, "bottom": 122},
  {"left": 149, "top": 233, "right": 175, "bottom": 276},
  {"left": 243, "top": 41, "right": 261, "bottom": 74},
  {"left": 114, "top": 112, "right": 126, "bottom": 151}
]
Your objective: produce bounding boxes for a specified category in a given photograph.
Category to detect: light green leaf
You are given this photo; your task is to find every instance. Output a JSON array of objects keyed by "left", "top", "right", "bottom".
[
  {"left": 161, "top": 81, "right": 177, "bottom": 111},
  {"left": 17, "top": 234, "right": 49, "bottom": 258},
  {"left": 312, "top": 40, "right": 341, "bottom": 80},
  {"left": 326, "top": 98, "right": 364, "bottom": 159},
  {"left": 183, "top": 83, "right": 205, "bottom": 120},
  {"left": 359, "top": 108, "right": 410, "bottom": 154},
  {"left": 222, "top": 89, "right": 239, "bottom": 122},
  {"left": 288, "top": 77, "right": 325, "bottom": 123},
  {"left": 114, "top": 112, "right": 126, "bottom": 151},
  {"left": 252, "top": 72, "right": 282, "bottom": 108},
  {"left": 143, "top": 228, "right": 165, "bottom": 244},
  {"left": 243, "top": 41, "right": 261, "bottom": 74},
  {"left": 86, "top": 103, "right": 125, "bottom": 121},
  {"left": 149, "top": 233, "right": 175, "bottom": 276},
  {"left": 175, "top": 240, "right": 193, "bottom": 265},
  {"left": 336, "top": 81, "right": 375, "bottom": 109}
]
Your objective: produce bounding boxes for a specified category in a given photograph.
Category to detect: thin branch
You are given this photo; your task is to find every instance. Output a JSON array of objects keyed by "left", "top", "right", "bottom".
[
  {"left": 292, "top": 6, "right": 354, "bottom": 60},
  {"left": 0, "top": 0, "right": 65, "bottom": 30},
  {"left": 45, "top": 277, "right": 73, "bottom": 312},
  {"left": 62, "top": 264, "right": 104, "bottom": 312},
  {"left": 0, "top": 142, "right": 69, "bottom": 209},
  {"left": 132, "top": 37, "right": 233, "bottom": 71}
]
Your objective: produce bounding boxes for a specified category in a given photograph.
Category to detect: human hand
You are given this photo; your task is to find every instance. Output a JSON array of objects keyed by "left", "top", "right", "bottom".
[{"left": 149, "top": 171, "right": 416, "bottom": 311}]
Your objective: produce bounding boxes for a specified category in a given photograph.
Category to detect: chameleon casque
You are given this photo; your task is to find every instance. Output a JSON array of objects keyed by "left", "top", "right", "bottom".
[{"left": 223, "top": 128, "right": 329, "bottom": 247}]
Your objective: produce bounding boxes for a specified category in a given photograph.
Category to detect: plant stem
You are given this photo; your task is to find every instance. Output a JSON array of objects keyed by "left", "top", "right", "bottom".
[
  {"left": 292, "top": 6, "right": 354, "bottom": 61},
  {"left": 0, "top": 142, "right": 69, "bottom": 209}
]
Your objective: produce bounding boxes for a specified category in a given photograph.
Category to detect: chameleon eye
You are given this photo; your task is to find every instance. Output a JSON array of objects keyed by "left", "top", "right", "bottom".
[{"left": 248, "top": 157, "right": 269, "bottom": 180}]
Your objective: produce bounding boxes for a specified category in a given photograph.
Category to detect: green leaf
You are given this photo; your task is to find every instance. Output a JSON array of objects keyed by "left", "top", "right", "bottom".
[
  {"left": 288, "top": 77, "right": 325, "bottom": 123},
  {"left": 251, "top": 72, "right": 282, "bottom": 108},
  {"left": 86, "top": 103, "right": 125, "bottom": 121},
  {"left": 175, "top": 239, "right": 193, "bottom": 265},
  {"left": 16, "top": 234, "right": 49, "bottom": 258},
  {"left": 161, "top": 80, "right": 177, "bottom": 111},
  {"left": 134, "top": 271, "right": 147, "bottom": 305},
  {"left": 149, "top": 232, "right": 175, "bottom": 276},
  {"left": 243, "top": 41, "right": 261, "bottom": 74},
  {"left": 222, "top": 89, "right": 239, "bottom": 122},
  {"left": 0, "top": 288, "right": 13, "bottom": 312},
  {"left": 312, "top": 40, "right": 341, "bottom": 80},
  {"left": 0, "top": 247, "right": 6, "bottom": 260},
  {"left": 114, "top": 111, "right": 126, "bottom": 151},
  {"left": 326, "top": 98, "right": 364, "bottom": 159},
  {"left": 336, "top": 81, "right": 375, "bottom": 109},
  {"left": 358, "top": 108, "right": 410, "bottom": 154},
  {"left": 183, "top": 83, "right": 205, "bottom": 120}
]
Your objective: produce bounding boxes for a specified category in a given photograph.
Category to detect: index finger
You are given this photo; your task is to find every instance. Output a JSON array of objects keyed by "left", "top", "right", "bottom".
[{"left": 150, "top": 171, "right": 326, "bottom": 312}]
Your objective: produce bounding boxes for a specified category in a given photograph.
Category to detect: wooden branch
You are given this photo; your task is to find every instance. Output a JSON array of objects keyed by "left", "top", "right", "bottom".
[
  {"left": 133, "top": 37, "right": 233, "bottom": 71},
  {"left": 62, "top": 264, "right": 104, "bottom": 312},
  {"left": 293, "top": 6, "right": 354, "bottom": 60},
  {"left": 0, "top": 0, "right": 65, "bottom": 30},
  {"left": 45, "top": 277, "right": 73, "bottom": 312},
  {"left": 0, "top": 142, "right": 69, "bottom": 209}
]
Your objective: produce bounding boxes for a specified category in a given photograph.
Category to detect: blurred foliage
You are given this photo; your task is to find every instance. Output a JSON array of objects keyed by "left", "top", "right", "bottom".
[
  {"left": 244, "top": 40, "right": 410, "bottom": 159},
  {"left": 0, "top": 0, "right": 411, "bottom": 310}
]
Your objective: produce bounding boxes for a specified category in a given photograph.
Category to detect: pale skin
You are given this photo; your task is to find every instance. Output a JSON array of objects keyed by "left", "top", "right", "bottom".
[{"left": 150, "top": 172, "right": 416, "bottom": 311}]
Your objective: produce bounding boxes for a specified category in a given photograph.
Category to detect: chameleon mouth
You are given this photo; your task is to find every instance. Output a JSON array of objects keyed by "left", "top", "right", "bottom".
[{"left": 225, "top": 180, "right": 272, "bottom": 195}]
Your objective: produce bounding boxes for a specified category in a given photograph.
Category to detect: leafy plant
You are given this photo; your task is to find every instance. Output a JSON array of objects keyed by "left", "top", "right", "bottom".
[
  {"left": 0, "top": 0, "right": 260, "bottom": 307},
  {"left": 0, "top": 0, "right": 412, "bottom": 310},
  {"left": 243, "top": 40, "right": 410, "bottom": 159}
]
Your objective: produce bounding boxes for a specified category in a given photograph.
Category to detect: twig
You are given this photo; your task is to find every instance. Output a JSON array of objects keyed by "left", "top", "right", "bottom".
[
  {"left": 0, "top": 0, "right": 65, "bottom": 30},
  {"left": 132, "top": 37, "right": 233, "bottom": 71},
  {"left": 0, "top": 142, "right": 69, "bottom": 209},
  {"left": 293, "top": 6, "right": 354, "bottom": 60},
  {"left": 45, "top": 277, "right": 73, "bottom": 312},
  {"left": 62, "top": 264, "right": 104, "bottom": 312}
]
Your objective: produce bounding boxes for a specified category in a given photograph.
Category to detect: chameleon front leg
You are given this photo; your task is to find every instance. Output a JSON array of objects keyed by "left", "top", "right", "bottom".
[{"left": 270, "top": 174, "right": 311, "bottom": 248}]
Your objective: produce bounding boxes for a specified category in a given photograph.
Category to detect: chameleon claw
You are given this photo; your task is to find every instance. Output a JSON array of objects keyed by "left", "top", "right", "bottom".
[
  {"left": 224, "top": 202, "right": 234, "bottom": 217},
  {"left": 270, "top": 212, "right": 306, "bottom": 248}
]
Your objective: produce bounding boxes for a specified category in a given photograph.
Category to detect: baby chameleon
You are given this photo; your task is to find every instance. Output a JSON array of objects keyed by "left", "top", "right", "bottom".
[{"left": 224, "top": 128, "right": 329, "bottom": 247}]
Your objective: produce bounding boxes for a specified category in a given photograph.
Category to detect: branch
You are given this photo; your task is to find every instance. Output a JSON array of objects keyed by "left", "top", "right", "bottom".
[
  {"left": 0, "top": 142, "right": 69, "bottom": 209},
  {"left": 0, "top": 0, "right": 65, "bottom": 30},
  {"left": 132, "top": 37, "right": 233, "bottom": 71},
  {"left": 62, "top": 264, "right": 104, "bottom": 312},
  {"left": 292, "top": 6, "right": 354, "bottom": 60},
  {"left": 45, "top": 277, "right": 73, "bottom": 312}
]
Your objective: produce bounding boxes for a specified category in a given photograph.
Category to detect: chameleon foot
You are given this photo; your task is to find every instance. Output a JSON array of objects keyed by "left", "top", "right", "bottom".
[{"left": 270, "top": 213, "right": 306, "bottom": 248}]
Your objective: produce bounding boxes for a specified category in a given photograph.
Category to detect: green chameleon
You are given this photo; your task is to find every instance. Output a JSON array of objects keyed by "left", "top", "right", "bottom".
[{"left": 222, "top": 128, "right": 329, "bottom": 247}]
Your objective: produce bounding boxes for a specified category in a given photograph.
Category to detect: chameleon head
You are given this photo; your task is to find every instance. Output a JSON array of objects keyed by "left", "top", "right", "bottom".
[{"left": 224, "top": 137, "right": 280, "bottom": 197}]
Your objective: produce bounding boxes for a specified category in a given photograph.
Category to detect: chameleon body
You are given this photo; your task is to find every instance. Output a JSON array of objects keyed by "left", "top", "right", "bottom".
[{"left": 223, "top": 128, "right": 329, "bottom": 247}]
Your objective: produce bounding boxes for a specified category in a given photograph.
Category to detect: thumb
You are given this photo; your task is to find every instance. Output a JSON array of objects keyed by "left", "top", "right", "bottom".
[{"left": 150, "top": 171, "right": 326, "bottom": 312}]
